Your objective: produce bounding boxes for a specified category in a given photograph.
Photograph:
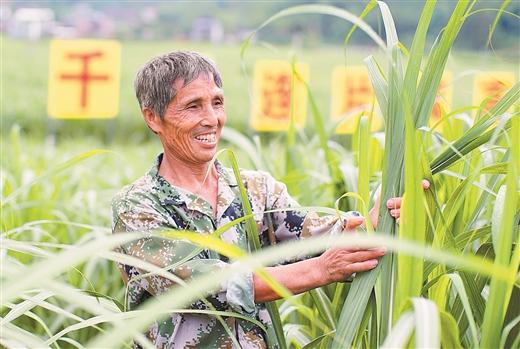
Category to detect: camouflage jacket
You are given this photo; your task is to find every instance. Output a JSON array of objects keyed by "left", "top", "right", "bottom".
[{"left": 112, "top": 154, "right": 343, "bottom": 348}]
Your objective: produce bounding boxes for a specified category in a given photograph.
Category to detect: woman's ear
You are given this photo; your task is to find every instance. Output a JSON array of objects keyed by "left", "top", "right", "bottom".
[{"left": 142, "top": 108, "right": 161, "bottom": 134}]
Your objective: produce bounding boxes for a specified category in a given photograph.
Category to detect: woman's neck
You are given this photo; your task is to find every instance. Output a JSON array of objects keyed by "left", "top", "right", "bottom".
[{"left": 158, "top": 152, "right": 218, "bottom": 198}]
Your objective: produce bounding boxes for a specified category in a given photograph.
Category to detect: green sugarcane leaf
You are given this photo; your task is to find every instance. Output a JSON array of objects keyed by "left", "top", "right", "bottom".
[
  {"left": 481, "top": 162, "right": 508, "bottom": 174},
  {"left": 224, "top": 149, "right": 288, "bottom": 349},
  {"left": 301, "top": 330, "right": 335, "bottom": 349},
  {"left": 365, "top": 55, "right": 388, "bottom": 116},
  {"left": 492, "top": 185, "right": 508, "bottom": 255},
  {"left": 439, "top": 310, "right": 463, "bottom": 349},
  {"left": 394, "top": 91, "right": 426, "bottom": 319},
  {"left": 334, "top": 1, "right": 406, "bottom": 344},
  {"left": 309, "top": 288, "right": 336, "bottom": 330},
  {"left": 356, "top": 115, "right": 371, "bottom": 213},
  {"left": 412, "top": 298, "right": 440, "bottom": 348},
  {"left": 430, "top": 82, "right": 519, "bottom": 174},
  {"left": 285, "top": 56, "right": 300, "bottom": 175},
  {"left": 454, "top": 225, "right": 491, "bottom": 249},
  {"left": 480, "top": 115, "right": 520, "bottom": 347},
  {"left": 500, "top": 314, "right": 520, "bottom": 349},
  {"left": 487, "top": 0, "right": 511, "bottom": 46},
  {"left": 240, "top": 4, "right": 386, "bottom": 59},
  {"left": 403, "top": 0, "right": 437, "bottom": 104},
  {"left": 1, "top": 322, "right": 49, "bottom": 348},
  {"left": 413, "top": 0, "right": 473, "bottom": 128},
  {"left": 444, "top": 273, "right": 479, "bottom": 347},
  {"left": 342, "top": 0, "right": 378, "bottom": 46},
  {"left": 381, "top": 311, "right": 414, "bottom": 348}
]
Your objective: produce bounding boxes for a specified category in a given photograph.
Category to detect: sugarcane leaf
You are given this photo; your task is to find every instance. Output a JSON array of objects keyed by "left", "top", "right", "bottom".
[
  {"left": 342, "top": 0, "right": 378, "bottom": 46},
  {"left": 439, "top": 310, "right": 463, "bottom": 349},
  {"left": 365, "top": 55, "right": 388, "bottom": 116},
  {"left": 445, "top": 273, "right": 479, "bottom": 347},
  {"left": 481, "top": 115, "right": 519, "bottom": 347},
  {"left": 430, "top": 82, "right": 519, "bottom": 174},
  {"left": 486, "top": 0, "right": 511, "bottom": 46},
  {"left": 412, "top": 298, "right": 440, "bottom": 348},
  {"left": 491, "top": 185, "right": 508, "bottom": 255},
  {"left": 309, "top": 288, "right": 336, "bottom": 330},
  {"left": 413, "top": 0, "right": 473, "bottom": 128},
  {"left": 381, "top": 311, "right": 414, "bottom": 348},
  {"left": 240, "top": 4, "right": 386, "bottom": 58}
]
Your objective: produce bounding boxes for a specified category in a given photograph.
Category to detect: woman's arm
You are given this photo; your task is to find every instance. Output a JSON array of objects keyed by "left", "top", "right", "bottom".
[
  {"left": 253, "top": 216, "right": 385, "bottom": 303},
  {"left": 253, "top": 245, "right": 386, "bottom": 303}
]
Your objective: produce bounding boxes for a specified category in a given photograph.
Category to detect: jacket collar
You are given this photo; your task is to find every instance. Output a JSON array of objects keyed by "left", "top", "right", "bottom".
[{"left": 149, "top": 154, "right": 239, "bottom": 220}]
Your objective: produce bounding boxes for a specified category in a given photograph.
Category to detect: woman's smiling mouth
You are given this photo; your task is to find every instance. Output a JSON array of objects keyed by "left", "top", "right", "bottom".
[{"left": 194, "top": 132, "right": 217, "bottom": 145}]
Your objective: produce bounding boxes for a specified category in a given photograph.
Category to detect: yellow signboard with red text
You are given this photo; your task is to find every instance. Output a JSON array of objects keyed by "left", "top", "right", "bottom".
[
  {"left": 251, "top": 60, "right": 309, "bottom": 131},
  {"left": 47, "top": 39, "right": 121, "bottom": 119},
  {"left": 330, "top": 66, "right": 383, "bottom": 134},
  {"left": 473, "top": 72, "right": 515, "bottom": 113},
  {"left": 430, "top": 71, "right": 453, "bottom": 131}
]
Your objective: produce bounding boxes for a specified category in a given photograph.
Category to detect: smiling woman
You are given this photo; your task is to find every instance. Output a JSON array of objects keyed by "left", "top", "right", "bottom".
[
  {"left": 144, "top": 74, "right": 227, "bottom": 211},
  {"left": 109, "top": 50, "right": 400, "bottom": 348}
]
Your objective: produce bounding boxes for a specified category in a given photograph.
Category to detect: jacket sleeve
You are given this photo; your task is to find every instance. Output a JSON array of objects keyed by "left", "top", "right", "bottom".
[
  {"left": 112, "top": 196, "right": 256, "bottom": 317},
  {"left": 262, "top": 172, "right": 345, "bottom": 243}
]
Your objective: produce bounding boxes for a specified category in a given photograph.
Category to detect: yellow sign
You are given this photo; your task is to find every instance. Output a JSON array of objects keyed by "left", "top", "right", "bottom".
[
  {"left": 330, "top": 66, "right": 383, "bottom": 134},
  {"left": 47, "top": 39, "right": 121, "bottom": 119},
  {"left": 251, "top": 60, "right": 309, "bottom": 131},
  {"left": 430, "top": 71, "right": 453, "bottom": 130},
  {"left": 473, "top": 72, "right": 515, "bottom": 113}
]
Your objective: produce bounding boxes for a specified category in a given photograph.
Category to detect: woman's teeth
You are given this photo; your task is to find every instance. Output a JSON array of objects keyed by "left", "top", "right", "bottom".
[{"left": 195, "top": 133, "right": 216, "bottom": 143}]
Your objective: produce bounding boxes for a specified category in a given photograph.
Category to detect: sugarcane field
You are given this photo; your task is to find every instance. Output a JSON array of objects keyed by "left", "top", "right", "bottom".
[{"left": 1, "top": 1, "right": 520, "bottom": 348}]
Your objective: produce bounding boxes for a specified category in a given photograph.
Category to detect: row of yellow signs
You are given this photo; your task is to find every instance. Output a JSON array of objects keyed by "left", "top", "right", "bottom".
[
  {"left": 250, "top": 62, "right": 516, "bottom": 133},
  {"left": 47, "top": 40, "right": 516, "bottom": 134}
]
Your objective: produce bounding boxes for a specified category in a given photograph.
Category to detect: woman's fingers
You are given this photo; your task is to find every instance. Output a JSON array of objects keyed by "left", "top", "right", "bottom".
[
  {"left": 386, "top": 180, "right": 430, "bottom": 211},
  {"left": 346, "top": 259, "right": 380, "bottom": 273},
  {"left": 390, "top": 209, "right": 400, "bottom": 218},
  {"left": 319, "top": 247, "right": 386, "bottom": 282},
  {"left": 344, "top": 216, "right": 365, "bottom": 230},
  {"left": 386, "top": 180, "right": 430, "bottom": 221},
  {"left": 386, "top": 197, "right": 402, "bottom": 210},
  {"left": 345, "top": 248, "right": 386, "bottom": 263}
]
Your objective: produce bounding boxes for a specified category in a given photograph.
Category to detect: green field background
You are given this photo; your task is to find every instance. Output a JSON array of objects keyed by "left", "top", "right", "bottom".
[{"left": 2, "top": 36, "right": 518, "bottom": 226}]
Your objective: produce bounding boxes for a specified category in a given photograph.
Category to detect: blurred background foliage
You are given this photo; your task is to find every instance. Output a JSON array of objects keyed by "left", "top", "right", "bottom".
[{"left": 1, "top": 0, "right": 519, "bottom": 142}]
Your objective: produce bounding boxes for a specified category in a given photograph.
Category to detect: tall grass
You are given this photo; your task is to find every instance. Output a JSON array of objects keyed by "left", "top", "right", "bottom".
[{"left": 2, "top": 1, "right": 519, "bottom": 348}]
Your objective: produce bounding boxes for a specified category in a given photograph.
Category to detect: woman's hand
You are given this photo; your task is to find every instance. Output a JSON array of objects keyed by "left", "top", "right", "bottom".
[
  {"left": 318, "top": 244, "right": 386, "bottom": 283},
  {"left": 369, "top": 180, "right": 430, "bottom": 228},
  {"left": 316, "top": 215, "right": 386, "bottom": 283}
]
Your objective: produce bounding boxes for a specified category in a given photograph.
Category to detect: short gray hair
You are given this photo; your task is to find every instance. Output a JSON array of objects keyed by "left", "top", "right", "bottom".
[{"left": 134, "top": 50, "right": 223, "bottom": 119}]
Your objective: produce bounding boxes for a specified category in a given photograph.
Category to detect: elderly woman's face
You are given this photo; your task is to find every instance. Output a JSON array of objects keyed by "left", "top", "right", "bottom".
[{"left": 155, "top": 73, "right": 226, "bottom": 165}]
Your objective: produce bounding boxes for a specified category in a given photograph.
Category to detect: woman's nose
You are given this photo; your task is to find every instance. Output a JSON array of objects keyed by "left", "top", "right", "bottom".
[{"left": 200, "top": 105, "right": 220, "bottom": 127}]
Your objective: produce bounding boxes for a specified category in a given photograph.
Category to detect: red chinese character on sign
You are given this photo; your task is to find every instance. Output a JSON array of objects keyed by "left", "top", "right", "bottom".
[
  {"left": 482, "top": 80, "right": 507, "bottom": 112},
  {"left": 60, "top": 51, "right": 109, "bottom": 108},
  {"left": 343, "top": 77, "right": 372, "bottom": 112},
  {"left": 432, "top": 80, "right": 447, "bottom": 121},
  {"left": 261, "top": 73, "right": 292, "bottom": 120}
]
